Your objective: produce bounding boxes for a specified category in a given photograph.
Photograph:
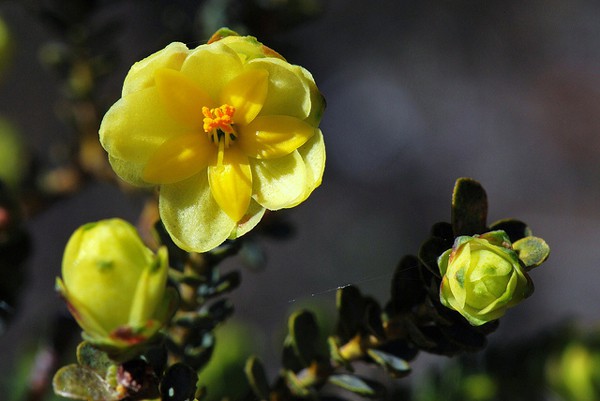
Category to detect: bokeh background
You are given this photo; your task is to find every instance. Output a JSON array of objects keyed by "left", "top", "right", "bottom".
[{"left": 0, "top": 0, "right": 599, "bottom": 399}]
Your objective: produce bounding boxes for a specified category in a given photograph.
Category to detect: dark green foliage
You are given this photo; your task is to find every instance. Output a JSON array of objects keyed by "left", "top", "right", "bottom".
[
  {"left": 245, "top": 357, "right": 271, "bottom": 401},
  {"left": 366, "top": 349, "right": 411, "bottom": 378},
  {"left": 328, "top": 374, "right": 385, "bottom": 399},
  {"left": 160, "top": 363, "right": 198, "bottom": 401},
  {"left": 451, "top": 177, "right": 488, "bottom": 236},
  {"left": 288, "top": 310, "right": 326, "bottom": 367},
  {"left": 488, "top": 219, "right": 532, "bottom": 242},
  {"left": 388, "top": 255, "right": 427, "bottom": 313}
]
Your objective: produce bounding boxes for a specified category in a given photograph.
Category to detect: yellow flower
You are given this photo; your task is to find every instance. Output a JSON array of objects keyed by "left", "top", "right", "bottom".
[
  {"left": 99, "top": 28, "right": 326, "bottom": 252},
  {"left": 56, "top": 219, "right": 174, "bottom": 355}
]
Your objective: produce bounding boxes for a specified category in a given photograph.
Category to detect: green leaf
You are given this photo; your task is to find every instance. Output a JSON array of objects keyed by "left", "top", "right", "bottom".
[
  {"left": 513, "top": 236, "right": 550, "bottom": 269},
  {"left": 327, "top": 336, "right": 353, "bottom": 371},
  {"left": 367, "top": 349, "right": 411, "bottom": 378},
  {"left": 364, "top": 298, "right": 385, "bottom": 340},
  {"left": 283, "top": 370, "right": 314, "bottom": 398},
  {"left": 52, "top": 364, "right": 118, "bottom": 401},
  {"left": 282, "top": 341, "right": 304, "bottom": 372},
  {"left": 489, "top": 218, "right": 532, "bottom": 242},
  {"left": 328, "top": 374, "right": 384, "bottom": 398},
  {"left": 451, "top": 178, "right": 488, "bottom": 236},
  {"left": 288, "top": 309, "right": 322, "bottom": 366},
  {"left": 335, "top": 285, "right": 365, "bottom": 342},
  {"left": 389, "top": 255, "right": 426, "bottom": 313},
  {"left": 76, "top": 342, "right": 113, "bottom": 376},
  {"left": 245, "top": 356, "right": 270, "bottom": 400},
  {"left": 418, "top": 237, "right": 451, "bottom": 278},
  {"left": 160, "top": 363, "right": 198, "bottom": 401}
]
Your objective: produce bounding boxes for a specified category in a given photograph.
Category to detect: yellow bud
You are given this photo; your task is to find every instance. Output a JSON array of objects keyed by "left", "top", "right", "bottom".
[
  {"left": 438, "top": 230, "right": 532, "bottom": 326},
  {"left": 57, "top": 219, "right": 172, "bottom": 353}
]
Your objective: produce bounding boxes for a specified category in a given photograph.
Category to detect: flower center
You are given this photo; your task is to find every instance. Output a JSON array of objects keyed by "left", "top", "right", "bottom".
[{"left": 202, "top": 104, "right": 237, "bottom": 148}]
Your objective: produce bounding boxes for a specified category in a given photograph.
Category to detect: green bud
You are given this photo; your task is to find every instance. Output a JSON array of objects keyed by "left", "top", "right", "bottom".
[
  {"left": 56, "top": 219, "right": 173, "bottom": 355},
  {"left": 437, "top": 230, "right": 532, "bottom": 326},
  {"left": 546, "top": 342, "right": 600, "bottom": 401}
]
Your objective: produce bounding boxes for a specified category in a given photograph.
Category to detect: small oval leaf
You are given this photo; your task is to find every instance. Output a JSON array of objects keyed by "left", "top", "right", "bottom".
[
  {"left": 245, "top": 356, "right": 270, "bottom": 400},
  {"left": 76, "top": 342, "right": 113, "bottom": 376},
  {"left": 367, "top": 349, "right": 411, "bottom": 378},
  {"left": 328, "top": 374, "right": 384, "bottom": 398},
  {"left": 489, "top": 218, "right": 532, "bottom": 242},
  {"left": 160, "top": 363, "right": 198, "bottom": 401},
  {"left": 335, "top": 286, "right": 365, "bottom": 342},
  {"left": 451, "top": 177, "right": 488, "bottom": 236},
  {"left": 513, "top": 236, "right": 550, "bottom": 269},
  {"left": 288, "top": 309, "right": 324, "bottom": 366},
  {"left": 53, "top": 364, "right": 118, "bottom": 401}
]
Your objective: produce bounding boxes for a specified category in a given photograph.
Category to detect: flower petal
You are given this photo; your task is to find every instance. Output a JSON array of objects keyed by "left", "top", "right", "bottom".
[
  {"left": 220, "top": 69, "right": 269, "bottom": 125},
  {"left": 123, "top": 42, "right": 189, "bottom": 96},
  {"left": 129, "top": 247, "right": 169, "bottom": 326},
  {"left": 294, "top": 65, "right": 326, "bottom": 127},
  {"left": 155, "top": 68, "right": 214, "bottom": 129},
  {"left": 448, "top": 243, "right": 470, "bottom": 308},
  {"left": 181, "top": 42, "right": 243, "bottom": 101},
  {"left": 56, "top": 278, "right": 110, "bottom": 339},
  {"left": 237, "top": 115, "right": 315, "bottom": 159},
  {"left": 159, "top": 173, "right": 236, "bottom": 252},
  {"left": 251, "top": 150, "right": 307, "bottom": 210},
  {"left": 208, "top": 148, "right": 252, "bottom": 222},
  {"left": 231, "top": 200, "right": 266, "bottom": 238},
  {"left": 107, "top": 155, "right": 150, "bottom": 187},
  {"left": 246, "top": 57, "right": 311, "bottom": 119},
  {"left": 100, "top": 86, "right": 190, "bottom": 184},
  {"left": 142, "top": 133, "right": 214, "bottom": 184},
  {"left": 296, "top": 129, "right": 325, "bottom": 200}
]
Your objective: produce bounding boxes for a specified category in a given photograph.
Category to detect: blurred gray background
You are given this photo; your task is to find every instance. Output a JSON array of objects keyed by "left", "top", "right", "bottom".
[{"left": 0, "top": 0, "right": 599, "bottom": 395}]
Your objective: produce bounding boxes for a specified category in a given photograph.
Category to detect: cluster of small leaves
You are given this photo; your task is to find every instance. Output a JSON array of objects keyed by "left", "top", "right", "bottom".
[
  {"left": 244, "top": 178, "right": 549, "bottom": 400},
  {"left": 54, "top": 340, "right": 199, "bottom": 401}
]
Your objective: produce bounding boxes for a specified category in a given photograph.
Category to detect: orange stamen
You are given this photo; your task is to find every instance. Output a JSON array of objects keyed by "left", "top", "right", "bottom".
[{"left": 202, "top": 105, "right": 236, "bottom": 134}]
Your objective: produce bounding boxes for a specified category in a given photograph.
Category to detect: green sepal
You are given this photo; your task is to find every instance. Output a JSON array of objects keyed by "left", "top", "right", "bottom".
[
  {"left": 437, "top": 249, "right": 452, "bottom": 276},
  {"left": 477, "top": 230, "right": 512, "bottom": 247},
  {"left": 328, "top": 374, "right": 385, "bottom": 398},
  {"left": 513, "top": 236, "right": 550, "bottom": 270},
  {"left": 451, "top": 178, "right": 488, "bottom": 236},
  {"left": 367, "top": 349, "right": 411, "bottom": 378},
  {"left": 53, "top": 364, "right": 119, "bottom": 401},
  {"left": 245, "top": 356, "right": 271, "bottom": 401}
]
